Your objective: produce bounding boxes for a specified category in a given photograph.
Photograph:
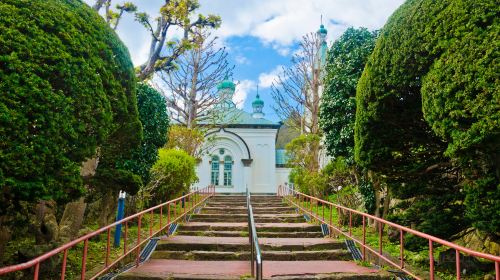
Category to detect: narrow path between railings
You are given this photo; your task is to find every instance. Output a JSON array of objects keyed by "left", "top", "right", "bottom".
[{"left": 116, "top": 193, "right": 392, "bottom": 280}]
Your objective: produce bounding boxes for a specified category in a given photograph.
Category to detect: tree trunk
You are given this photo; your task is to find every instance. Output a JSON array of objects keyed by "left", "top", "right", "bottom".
[
  {"left": 0, "top": 221, "right": 11, "bottom": 265},
  {"left": 58, "top": 198, "right": 87, "bottom": 243},
  {"left": 98, "top": 191, "right": 118, "bottom": 228}
]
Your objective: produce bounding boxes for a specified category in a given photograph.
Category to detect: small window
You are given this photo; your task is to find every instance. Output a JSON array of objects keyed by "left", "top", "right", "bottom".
[
  {"left": 211, "top": 155, "right": 220, "bottom": 185},
  {"left": 223, "top": 155, "right": 232, "bottom": 186}
]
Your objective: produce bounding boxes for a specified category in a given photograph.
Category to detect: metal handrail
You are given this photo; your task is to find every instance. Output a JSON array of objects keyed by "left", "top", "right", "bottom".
[
  {"left": 0, "top": 185, "right": 216, "bottom": 279},
  {"left": 277, "top": 185, "right": 500, "bottom": 280},
  {"left": 246, "top": 188, "right": 263, "bottom": 279}
]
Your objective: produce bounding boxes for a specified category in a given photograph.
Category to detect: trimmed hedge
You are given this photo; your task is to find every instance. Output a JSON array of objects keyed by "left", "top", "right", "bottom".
[
  {"left": 0, "top": 0, "right": 139, "bottom": 212},
  {"left": 355, "top": 0, "right": 499, "bottom": 236}
]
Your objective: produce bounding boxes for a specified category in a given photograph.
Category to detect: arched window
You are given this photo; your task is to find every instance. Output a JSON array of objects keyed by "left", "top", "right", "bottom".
[
  {"left": 210, "top": 155, "right": 220, "bottom": 185},
  {"left": 223, "top": 155, "right": 232, "bottom": 186}
]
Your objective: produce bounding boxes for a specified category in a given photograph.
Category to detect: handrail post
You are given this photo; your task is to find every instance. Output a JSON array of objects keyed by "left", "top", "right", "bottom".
[{"left": 247, "top": 187, "right": 262, "bottom": 280}]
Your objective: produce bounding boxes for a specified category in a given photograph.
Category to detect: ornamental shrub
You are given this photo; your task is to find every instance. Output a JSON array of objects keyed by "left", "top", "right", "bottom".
[
  {"left": 355, "top": 0, "right": 498, "bottom": 237},
  {"left": 0, "top": 0, "right": 139, "bottom": 214},
  {"left": 149, "top": 148, "right": 197, "bottom": 200},
  {"left": 117, "top": 83, "right": 170, "bottom": 185}
]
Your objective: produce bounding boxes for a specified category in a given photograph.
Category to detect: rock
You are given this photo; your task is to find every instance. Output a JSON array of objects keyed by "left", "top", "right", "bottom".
[
  {"left": 484, "top": 274, "right": 495, "bottom": 280},
  {"left": 58, "top": 198, "right": 87, "bottom": 242},
  {"left": 453, "top": 228, "right": 500, "bottom": 256}
]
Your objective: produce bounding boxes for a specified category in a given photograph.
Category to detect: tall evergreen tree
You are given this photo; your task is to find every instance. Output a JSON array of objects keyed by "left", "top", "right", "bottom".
[
  {"left": 319, "top": 27, "right": 377, "bottom": 164},
  {"left": 355, "top": 0, "right": 499, "bottom": 239}
]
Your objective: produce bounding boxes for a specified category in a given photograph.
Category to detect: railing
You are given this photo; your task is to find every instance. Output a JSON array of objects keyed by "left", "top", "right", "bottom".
[
  {"left": 246, "top": 188, "right": 263, "bottom": 279},
  {"left": 277, "top": 185, "right": 500, "bottom": 280},
  {"left": 0, "top": 185, "right": 215, "bottom": 280}
]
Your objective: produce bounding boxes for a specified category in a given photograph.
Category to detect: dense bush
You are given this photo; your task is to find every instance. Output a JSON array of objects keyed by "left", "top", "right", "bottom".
[
  {"left": 119, "top": 83, "right": 170, "bottom": 185},
  {"left": 355, "top": 0, "right": 498, "bottom": 237},
  {"left": 148, "top": 149, "right": 197, "bottom": 200},
  {"left": 0, "top": 0, "right": 139, "bottom": 214},
  {"left": 319, "top": 27, "right": 377, "bottom": 164}
]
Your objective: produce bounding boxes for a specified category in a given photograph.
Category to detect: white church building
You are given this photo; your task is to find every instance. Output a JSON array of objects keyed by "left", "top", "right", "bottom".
[{"left": 194, "top": 78, "right": 291, "bottom": 194}]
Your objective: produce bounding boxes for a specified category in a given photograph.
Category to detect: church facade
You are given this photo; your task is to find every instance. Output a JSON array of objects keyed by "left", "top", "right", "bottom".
[{"left": 194, "top": 78, "right": 291, "bottom": 193}]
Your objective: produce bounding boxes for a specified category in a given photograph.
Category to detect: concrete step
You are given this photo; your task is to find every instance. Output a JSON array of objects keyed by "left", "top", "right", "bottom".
[
  {"left": 151, "top": 249, "right": 351, "bottom": 261},
  {"left": 202, "top": 206, "right": 296, "bottom": 214},
  {"left": 190, "top": 213, "right": 305, "bottom": 223},
  {"left": 179, "top": 222, "right": 321, "bottom": 232},
  {"left": 206, "top": 201, "right": 286, "bottom": 207},
  {"left": 175, "top": 230, "right": 324, "bottom": 238},
  {"left": 157, "top": 236, "right": 344, "bottom": 252},
  {"left": 115, "top": 260, "right": 392, "bottom": 280}
]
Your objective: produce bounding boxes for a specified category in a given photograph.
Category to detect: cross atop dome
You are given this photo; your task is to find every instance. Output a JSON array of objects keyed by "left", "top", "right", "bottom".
[{"left": 252, "top": 85, "right": 265, "bottom": 119}]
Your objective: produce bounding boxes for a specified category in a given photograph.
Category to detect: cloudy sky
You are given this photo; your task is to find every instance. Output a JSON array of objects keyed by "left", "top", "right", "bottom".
[{"left": 84, "top": 0, "right": 404, "bottom": 121}]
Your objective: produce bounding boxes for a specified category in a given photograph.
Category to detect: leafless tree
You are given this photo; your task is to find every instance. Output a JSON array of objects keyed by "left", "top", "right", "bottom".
[
  {"left": 93, "top": 0, "right": 221, "bottom": 81},
  {"left": 271, "top": 32, "right": 323, "bottom": 135},
  {"left": 157, "top": 30, "right": 234, "bottom": 128}
]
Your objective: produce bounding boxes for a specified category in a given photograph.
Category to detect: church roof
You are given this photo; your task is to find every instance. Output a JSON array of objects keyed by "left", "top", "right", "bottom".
[
  {"left": 223, "top": 108, "right": 279, "bottom": 127},
  {"left": 199, "top": 107, "right": 280, "bottom": 128}
]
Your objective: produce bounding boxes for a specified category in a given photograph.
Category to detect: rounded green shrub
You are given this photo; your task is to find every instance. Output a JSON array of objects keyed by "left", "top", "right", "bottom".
[
  {"left": 0, "top": 0, "right": 139, "bottom": 212},
  {"left": 355, "top": 0, "right": 499, "bottom": 236},
  {"left": 120, "top": 83, "right": 170, "bottom": 185},
  {"left": 149, "top": 148, "right": 197, "bottom": 200}
]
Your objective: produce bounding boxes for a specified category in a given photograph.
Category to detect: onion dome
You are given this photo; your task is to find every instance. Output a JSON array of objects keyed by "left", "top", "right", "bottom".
[{"left": 217, "top": 75, "right": 236, "bottom": 91}]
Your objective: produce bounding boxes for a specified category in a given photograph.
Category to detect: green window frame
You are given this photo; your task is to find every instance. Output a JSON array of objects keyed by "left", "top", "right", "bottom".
[
  {"left": 223, "top": 155, "right": 232, "bottom": 186},
  {"left": 211, "top": 155, "right": 220, "bottom": 185}
]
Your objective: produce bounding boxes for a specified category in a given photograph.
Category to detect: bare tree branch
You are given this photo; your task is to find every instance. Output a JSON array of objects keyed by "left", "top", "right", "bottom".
[
  {"left": 271, "top": 32, "right": 323, "bottom": 135},
  {"left": 155, "top": 30, "right": 233, "bottom": 128}
]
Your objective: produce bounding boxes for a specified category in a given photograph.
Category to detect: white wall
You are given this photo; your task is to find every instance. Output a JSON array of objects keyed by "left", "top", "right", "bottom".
[
  {"left": 194, "top": 127, "right": 278, "bottom": 194},
  {"left": 275, "top": 167, "right": 291, "bottom": 188}
]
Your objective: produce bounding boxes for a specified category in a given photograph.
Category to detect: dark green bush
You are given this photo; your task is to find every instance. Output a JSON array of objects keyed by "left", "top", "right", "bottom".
[
  {"left": 0, "top": 0, "right": 139, "bottom": 214},
  {"left": 319, "top": 27, "right": 377, "bottom": 164},
  {"left": 119, "top": 83, "right": 170, "bottom": 185},
  {"left": 355, "top": 0, "right": 498, "bottom": 237}
]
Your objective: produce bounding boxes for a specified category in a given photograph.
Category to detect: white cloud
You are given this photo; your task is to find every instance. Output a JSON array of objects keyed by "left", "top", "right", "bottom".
[
  {"left": 199, "top": 0, "right": 404, "bottom": 48},
  {"left": 84, "top": 0, "right": 404, "bottom": 66},
  {"left": 258, "top": 65, "right": 285, "bottom": 89},
  {"left": 233, "top": 80, "right": 255, "bottom": 109},
  {"left": 235, "top": 55, "right": 250, "bottom": 65}
]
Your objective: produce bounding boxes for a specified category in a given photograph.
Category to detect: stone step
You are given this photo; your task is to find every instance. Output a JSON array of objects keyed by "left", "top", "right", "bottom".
[
  {"left": 175, "top": 230, "right": 324, "bottom": 238},
  {"left": 210, "top": 196, "right": 282, "bottom": 201},
  {"left": 179, "top": 222, "right": 321, "bottom": 232},
  {"left": 202, "top": 206, "right": 295, "bottom": 214},
  {"left": 115, "top": 260, "right": 392, "bottom": 280},
  {"left": 206, "top": 201, "right": 286, "bottom": 207},
  {"left": 151, "top": 249, "right": 351, "bottom": 261},
  {"left": 190, "top": 213, "right": 304, "bottom": 223},
  {"left": 156, "top": 236, "right": 344, "bottom": 252}
]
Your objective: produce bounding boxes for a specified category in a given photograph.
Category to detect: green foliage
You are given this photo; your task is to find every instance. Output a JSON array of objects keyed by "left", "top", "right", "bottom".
[
  {"left": 149, "top": 148, "right": 197, "bottom": 199},
  {"left": 0, "top": 0, "right": 137, "bottom": 214},
  {"left": 319, "top": 27, "right": 377, "bottom": 164},
  {"left": 285, "top": 134, "right": 321, "bottom": 172},
  {"left": 165, "top": 126, "right": 204, "bottom": 158},
  {"left": 355, "top": 0, "right": 498, "bottom": 237},
  {"left": 119, "top": 83, "right": 170, "bottom": 185}
]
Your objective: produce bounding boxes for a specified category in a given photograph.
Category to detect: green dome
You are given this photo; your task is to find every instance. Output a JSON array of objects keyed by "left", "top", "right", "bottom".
[
  {"left": 252, "top": 94, "right": 264, "bottom": 106},
  {"left": 318, "top": 24, "right": 327, "bottom": 34},
  {"left": 217, "top": 76, "right": 236, "bottom": 91}
]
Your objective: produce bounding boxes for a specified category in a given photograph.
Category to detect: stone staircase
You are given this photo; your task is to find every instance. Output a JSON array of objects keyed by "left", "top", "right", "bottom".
[{"left": 116, "top": 195, "right": 392, "bottom": 279}]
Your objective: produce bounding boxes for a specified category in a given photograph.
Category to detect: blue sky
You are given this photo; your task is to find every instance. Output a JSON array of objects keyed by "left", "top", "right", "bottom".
[{"left": 84, "top": 0, "right": 404, "bottom": 122}]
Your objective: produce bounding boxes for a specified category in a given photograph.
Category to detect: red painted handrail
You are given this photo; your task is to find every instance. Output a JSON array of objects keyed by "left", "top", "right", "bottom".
[
  {"left": 0, "top": 185, "right": 215, "bottom": 279},
  {"left": 277, "top": 185, "right": 500, "bottom": 280}
]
